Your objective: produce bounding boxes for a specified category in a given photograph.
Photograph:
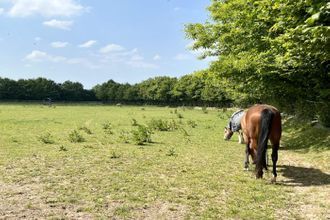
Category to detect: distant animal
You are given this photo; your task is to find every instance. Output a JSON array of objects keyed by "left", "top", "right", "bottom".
[{"left": 224, "top": 104, "right": 282, "bottom": 182}]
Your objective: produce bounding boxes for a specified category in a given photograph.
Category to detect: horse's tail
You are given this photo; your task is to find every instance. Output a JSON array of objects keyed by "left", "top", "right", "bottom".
[{"left": 256, "top": 108, "right": 274, "bottom": 176}]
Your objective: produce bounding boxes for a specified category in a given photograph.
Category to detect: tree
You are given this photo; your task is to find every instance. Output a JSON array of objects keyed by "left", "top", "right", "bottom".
[{"left": 185, "top": 0, "right": 329, "bottom": 123}]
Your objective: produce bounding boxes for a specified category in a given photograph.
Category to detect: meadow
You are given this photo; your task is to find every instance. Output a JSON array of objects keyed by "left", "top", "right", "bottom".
[{"left": 0, "top": 104, "right": 329, "bottom": 219}]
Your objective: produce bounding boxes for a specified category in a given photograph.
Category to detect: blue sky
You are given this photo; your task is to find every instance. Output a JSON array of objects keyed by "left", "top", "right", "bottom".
[{"left": 0, "top": 0, "right": 212, "bottom": 88}]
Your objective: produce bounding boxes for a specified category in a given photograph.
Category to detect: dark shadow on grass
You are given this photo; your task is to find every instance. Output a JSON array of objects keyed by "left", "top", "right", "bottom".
[{"left": 277, "top": 165, "right": 330, "bottom": 186}]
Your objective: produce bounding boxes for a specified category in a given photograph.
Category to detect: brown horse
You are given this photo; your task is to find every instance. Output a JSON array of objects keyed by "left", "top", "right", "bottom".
[{"left": 224, "top": 104, "right": 282, "bottom": 182}]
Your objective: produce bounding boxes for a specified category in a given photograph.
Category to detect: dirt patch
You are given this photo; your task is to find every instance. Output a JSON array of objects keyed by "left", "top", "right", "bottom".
[
  {"left": 0, "top": 181, "right": 93, "bottom": 219},
  {"left": 275, "top": 152, "right": 330, "bottom": 219},
  {"left": 135, "top": 201, "right": 188, "bottom": 220}
]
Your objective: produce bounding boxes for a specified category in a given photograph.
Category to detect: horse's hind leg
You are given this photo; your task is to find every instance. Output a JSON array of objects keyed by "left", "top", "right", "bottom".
[
  {"left": 244, "top": 142, "right": 250, "bottom": 170},
  {"left": 271, "top": 142, "right": 279, "bottom": 183}
]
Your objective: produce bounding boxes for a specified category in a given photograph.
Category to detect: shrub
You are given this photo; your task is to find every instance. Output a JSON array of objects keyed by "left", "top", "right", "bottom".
[
  {"left": 38, "top": 132, "right": 55, "bottom": 144},
  {"left": 68, "top": 130, "right": 85, "bottom": 143},
  {"left": 131, "top": 125, "right": 152, "bottom": 145}
]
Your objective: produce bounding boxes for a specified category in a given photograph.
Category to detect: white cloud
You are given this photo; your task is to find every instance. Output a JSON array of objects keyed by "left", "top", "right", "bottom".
[
  {"left": 174, "top": 53, "right": 191, "bottom": 61},
  {"left": 78, "top": 40, "right": 97, "bottom": 48},
  {"left": 24, "top": 50, "right": 66, "bottom": 62},
  {"left": 174, "top": 7, "right": 180, "bottom": 11},
  {"left": 24, "top": 50, "right": 99, "bottom": 69},
  {"left": 0, "top": 8, "right": 4, "bottom": 15},
  {"left": 153, "top": 54, "right": 161, "bottom": 61},
  {"left": 34, "top": 37, "right": 42, "bottom": 42},
  {"left": 99, "top": 44, "right": 125, "bottom": 53},
  {"left": 8, "top": 0, "right": 85, "bottom": 17},
  {"left": 51, "top": 41, "right": 69, "bottom": 48},
  {"left": 98, "top": 46, "right": 158, "bottom": 69},
  {"left": 43, "top": 19, "right": 73, "bottom": 30}
]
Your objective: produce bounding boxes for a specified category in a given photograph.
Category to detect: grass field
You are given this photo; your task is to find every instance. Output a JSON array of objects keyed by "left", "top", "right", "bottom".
[{"left": 0, "top": 104, "right": 329, "bottom": 219}]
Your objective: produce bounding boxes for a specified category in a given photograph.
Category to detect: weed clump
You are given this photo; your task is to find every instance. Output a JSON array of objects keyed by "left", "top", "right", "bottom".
[
  {"left": 131, "top": 125, "right": 152, "bottom": 145},
  {"left": 148, "top": 118, "right": 179, "bottom": 131},
  {"left": 131, "top": 118, "right": 138, "bottom": 126},
  {"left": 59, "top": 145, "right": 68, "bottom": 151},
  {"left": 118, "top": 130, "right": 131, "bottom": 143},
  {"left": 110, "top": 151, "right": 121, "bottom": 159},
  {"left": 68, "top": 130, "right": 85, "bottom": 143},
  {"left": 38, "top": 132, "right": 55, "bottom": 144},
  {"left": 102, "top": 121, "right": 113, "bottom": 134},
  {"left": 166, "top": 147, "right": 177, "bottom": 157},
  {"left": 187, "top": 120, "right": 197, "bottom": 128},
  {"left": 79, "top": 126, "right": 93, "bottom": 134}
]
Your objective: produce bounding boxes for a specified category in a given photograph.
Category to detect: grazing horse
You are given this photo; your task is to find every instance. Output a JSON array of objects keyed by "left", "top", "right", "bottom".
[
  {"left": 224, "top": 109, "right": 245, "bottom": 144},
  {"left": 224, "top": 104, "right": 282, "bottom": 182}
]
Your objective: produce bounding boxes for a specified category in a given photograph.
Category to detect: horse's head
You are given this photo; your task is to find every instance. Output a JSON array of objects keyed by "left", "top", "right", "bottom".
[{"left": 224, "top": 126, "right": 234, "bottom": 140}]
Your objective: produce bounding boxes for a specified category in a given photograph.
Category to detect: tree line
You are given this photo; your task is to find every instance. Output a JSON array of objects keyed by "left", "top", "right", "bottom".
[
  {"left": 0, "top": 77, "right": 95, "bottom": 101},
  {"left": 0, "top": 70, "right": 231, "bottom": 106}
]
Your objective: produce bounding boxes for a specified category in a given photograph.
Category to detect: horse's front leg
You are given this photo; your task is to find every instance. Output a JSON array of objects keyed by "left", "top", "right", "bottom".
[{"left": 238, "top": 131, "right": 244, "bottom": 144}]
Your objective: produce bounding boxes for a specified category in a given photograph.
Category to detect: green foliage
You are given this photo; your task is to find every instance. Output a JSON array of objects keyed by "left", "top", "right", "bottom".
[
  {"left": 131, "top": 125, "right": 152, "bottom": 145},
  {"left": 68, "top": 130, "right": 85, "bottom": 143},
  {"left": 147, "top": 118, "right": 178, "bottom": 131},
  {"left": 38, "top": 132, "right": 55, "bottom": 144},
  {"left": 185, "top": 0, "right": 329, "bottom": 124}
]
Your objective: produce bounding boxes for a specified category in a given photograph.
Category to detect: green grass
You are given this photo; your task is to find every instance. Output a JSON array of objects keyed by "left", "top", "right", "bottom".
[{"left": 0, "top": 104, "right": 329, "bottom": 219}]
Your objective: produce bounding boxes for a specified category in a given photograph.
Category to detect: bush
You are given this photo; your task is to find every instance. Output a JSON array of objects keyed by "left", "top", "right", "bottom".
[
  {"left": 131, "top": 125, "right": 152, "bottom": 145},
  {"left": 68, "top": 130, "right": 85, "bottom": 143}
]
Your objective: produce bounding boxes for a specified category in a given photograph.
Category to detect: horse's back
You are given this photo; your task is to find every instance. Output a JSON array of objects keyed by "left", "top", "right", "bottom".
[{"left": 242, "top": 104, "right": 281, "bottom": 141}]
